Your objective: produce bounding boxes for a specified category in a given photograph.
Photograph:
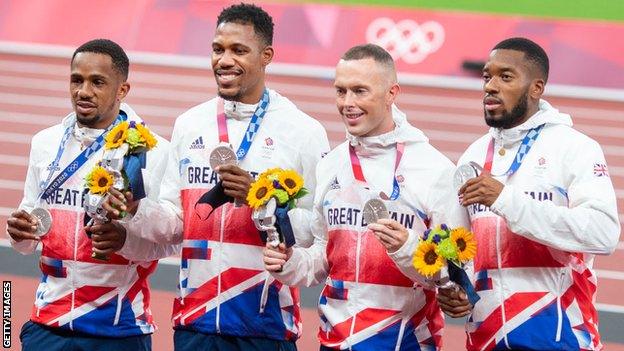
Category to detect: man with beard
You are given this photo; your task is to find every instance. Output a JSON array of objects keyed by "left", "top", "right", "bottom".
[
  {"left": 6, "top": 39, "right": 171, "bottom": 351},
  {"left": 438, "top": 37, "right": 620, "bottom": 350},
  {"left": 104, "top": 3, "right": 329, "bottom": 351}
]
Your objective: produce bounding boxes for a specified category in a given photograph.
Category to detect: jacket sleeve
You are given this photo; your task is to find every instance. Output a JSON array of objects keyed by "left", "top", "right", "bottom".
[
  {"left": 9, "top": 135, "right": 42, "bottom": 255},
  {"left": 271, "top": 162, "right": 330, "bottom": 286},
  {"left": 118, "top": 127, "right": 184, "bottom": 252},
  {"left": 388, "top": 164, "right": 470, "bottom": 287},
  {"left": 287, "top": 121, "right": 330, "bottom": 248},
  {"left": 490, "top": 137, "right": 620, "bottom": 254}
]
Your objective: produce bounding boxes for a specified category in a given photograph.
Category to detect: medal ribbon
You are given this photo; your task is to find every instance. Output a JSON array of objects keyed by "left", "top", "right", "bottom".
[
  {"left": 349, "top": 142, "right": 405, "bottom": 200},
  {"left": 216, "top": 89, "right": 270, "bottom": 161},
  {"left": 37, "top": 112, "right": 127, "bottom": 203},
  {"left": 483, "top": 124, "right": 545, "bottom": 177}
]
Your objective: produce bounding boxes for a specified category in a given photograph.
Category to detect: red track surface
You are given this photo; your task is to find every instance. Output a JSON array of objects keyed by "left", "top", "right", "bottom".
[{"left": 1, "top": 53, "right": 623, "bottom": 350}]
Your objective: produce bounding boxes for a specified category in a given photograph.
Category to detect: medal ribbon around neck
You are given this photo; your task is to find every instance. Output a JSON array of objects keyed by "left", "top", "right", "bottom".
[
  {"left": 215, "top": 89, "right": 270, "bottom": 161},
  {"left": 36, "top": 112, "right": 127, "bottom": 205},
  {"left": 483, "top": 124, "right": 545, "bottom": 177},
  {"left": 349, "top": 142, "right": 405, "bottom": 200}
]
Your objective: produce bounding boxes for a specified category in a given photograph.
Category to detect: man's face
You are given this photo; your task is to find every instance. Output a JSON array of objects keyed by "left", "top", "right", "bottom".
[
  {"left": 482, "top": 49, "right": 533, "bottom": 129},
  {"left": 334, "top": 58, "right": 397, "bottom": 137},
  {"left": 211, "top": 22, "right": 271, "bottom": 104},
  {"left": 70, "top": 52, "right": 128, "bottom": 129}
]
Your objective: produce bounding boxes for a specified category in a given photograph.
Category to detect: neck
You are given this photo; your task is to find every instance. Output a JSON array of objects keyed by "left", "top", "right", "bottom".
[
  {"left": 77, "top": 111, "right": 120, "bottom": 130},
  {"left": 364, "top": 115, "right": 395, "bottom": 137},
  {"left": 239, "top": 83, "right": 266, "bottom": 105},
  {"left": 506, "top": 103, "right": 540, "bottom": 129}
]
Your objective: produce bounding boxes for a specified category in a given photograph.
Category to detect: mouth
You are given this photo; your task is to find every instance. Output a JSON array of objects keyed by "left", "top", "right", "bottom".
[
  {"left": 343, "top": 111, "right": 364, "bottom": 125},
  {"left": 75, "top": 101, "right": 96, "bottom": 115},
  {"left": 215, "top": 69, "right": 242, "bottom": 85},
  {"left": 483, "top": 96, "right": 503, "bottom": 112}
]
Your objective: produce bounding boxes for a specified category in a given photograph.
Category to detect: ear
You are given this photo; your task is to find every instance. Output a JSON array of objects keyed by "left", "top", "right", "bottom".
[
  {"left": 261, "top": 46, "right": 274, "bottom": 67},
  {"left": 117, "top": 82, "right": 130, "bottom": 101},
  {"left": 529, "top": 78, "right": 544, "bottom": 100},
  {"left": 386, "top": 83, "right": 400, "bottom": 107}
]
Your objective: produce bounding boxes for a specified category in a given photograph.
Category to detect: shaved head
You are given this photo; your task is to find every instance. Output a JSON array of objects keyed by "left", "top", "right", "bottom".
[{"left": 341, "top": 44, "right": 397, "bottom": 86}]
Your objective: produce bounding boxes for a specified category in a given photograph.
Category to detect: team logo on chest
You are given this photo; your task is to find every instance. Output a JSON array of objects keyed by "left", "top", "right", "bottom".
[{"left": 260, "top": 136, "right": 275, "bottom": 159}]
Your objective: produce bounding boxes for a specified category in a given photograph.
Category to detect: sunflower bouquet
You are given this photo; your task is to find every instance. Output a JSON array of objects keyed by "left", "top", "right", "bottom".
[
  {"left": 247, "top": 168, "right": 308, "bottom": 210},
  {"left": 413, "top": 224, "right": 476, "bottom": 278},
  {"left": 83, "top": 120, "right": 157, "bottom": 259},
  {"left": 248, "top": 168, "right": 307, "bottom": 247}
]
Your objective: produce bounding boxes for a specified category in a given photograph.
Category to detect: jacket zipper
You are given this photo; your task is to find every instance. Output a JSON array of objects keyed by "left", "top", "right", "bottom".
[
  {"left": 555, "top": 270, "right": 565, "bottom": 342},
  {"left": 495, "top": 217, "right": 511, "bottom": 349},
  {"left": 69, "top": 211, "right": 81, "bottom": 331},
  {"left": 216, "top": 205, "right": 226, "bottom": 333},
  {"left": 346, "top": 228, "right": 364, "bottom": 350}
]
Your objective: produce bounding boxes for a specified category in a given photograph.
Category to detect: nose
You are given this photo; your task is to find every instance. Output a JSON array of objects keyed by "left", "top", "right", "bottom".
[
  {"left": 76, "top": 82, "right": 94, "bottom": 99},
  {"left": 217, "top": 50, "right": 235, "bottom": 68},
  {"left": 343, "top": 90, "right": 356, "bottom": 107},
  {"left": 484, "top": 77, "right": 498, "bottom": 94}
]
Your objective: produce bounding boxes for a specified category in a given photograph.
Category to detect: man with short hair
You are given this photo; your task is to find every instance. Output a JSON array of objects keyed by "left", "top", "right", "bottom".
[
  {"left": 439, "top": 37, "right": 620, "bottom": 350},
  {"left": 263, "top": 44, "right": 469, "bottom": 350},
  {"left": 6, "top": 39, "right": 171, "bottom": 351},
  {"left": 109, "top": 3, "right": 329, "bottom": 351}
]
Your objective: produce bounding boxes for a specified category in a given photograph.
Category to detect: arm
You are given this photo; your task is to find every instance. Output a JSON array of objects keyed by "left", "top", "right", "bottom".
[
  {"left": 119, "top": 132, "right": 184, "bottom": 247},
  {"left": 8, "top": 136, "right": 42, "bottom": 254},
  {"left": 490, "top": 139, "right": 620, "bottom": 254},
  {"left": 265, "top": 163, "right": 330, "bottom": 286},
  {"left": 387, "top": 165, "right": 470, "bottom": 287},
  {"left": 287, "top": 122, "right": 330, "bottom": 248}
]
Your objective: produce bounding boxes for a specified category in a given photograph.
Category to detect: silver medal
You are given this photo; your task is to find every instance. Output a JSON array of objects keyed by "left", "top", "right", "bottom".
[
  {"left": 362, "top": 198, "right": 389, "bottom": 225},
  {"left": 209, "top": 145, "right": 238, "bottom": 170},
  {"left": 453, "top": 162, "right": 482, "bottom": 191},
  {"left": 31, "top": 207, "right": 52, "bottom": 237}
]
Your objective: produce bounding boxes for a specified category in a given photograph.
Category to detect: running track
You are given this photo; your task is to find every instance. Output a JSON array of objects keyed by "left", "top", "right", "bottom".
[{"left": 0, "top": 52, "right": 622, "bottom": 350}]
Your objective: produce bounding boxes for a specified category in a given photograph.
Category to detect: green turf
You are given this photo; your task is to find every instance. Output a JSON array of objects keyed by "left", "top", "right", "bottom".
[{"left": 296, "top": 0, "right": 624, "bottom": 22}]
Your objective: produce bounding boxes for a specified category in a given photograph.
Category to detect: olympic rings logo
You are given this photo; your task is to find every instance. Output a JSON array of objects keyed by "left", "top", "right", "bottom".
[{"left": 366, "top": 17, "right": 445, "bottom": 64}]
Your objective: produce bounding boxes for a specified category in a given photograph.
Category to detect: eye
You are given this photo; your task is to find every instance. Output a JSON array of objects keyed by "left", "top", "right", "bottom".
[
  {"left": 336, "top": 88, "right": 346, "bottom": 96},
  {"left": 212, "top": 46, "right": 224, "bottom": 54},
  {"left": 501, "top": 74, "right": 513, "bottom": 81},
  {"left": 235, "top": 48, "right": 247, "bottom": 55},
  {"left": 482, "top": 73, "right": 491, "bottom": 82},
  {"left": 70, "top": 76, "right": 82, "bottom": 84},
  {"left": 355, "top": 88, "right": 367, "bottom": 94},
  {"left": 94, "top": 79, "right": 105, "bottom": 86}
]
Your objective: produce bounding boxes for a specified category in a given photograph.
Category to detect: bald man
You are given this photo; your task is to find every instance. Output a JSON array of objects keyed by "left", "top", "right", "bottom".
[{"left": 262, "top": 44, "right": 468, "bottom": 350}]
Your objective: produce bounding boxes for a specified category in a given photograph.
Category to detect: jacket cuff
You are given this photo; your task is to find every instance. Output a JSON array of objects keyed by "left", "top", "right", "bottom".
[
  {"left": 489, "top": 184, "right": 513, "bottom": 218},
  {"left": 387, "top": 229, "right": 418, "bottom": 269}
]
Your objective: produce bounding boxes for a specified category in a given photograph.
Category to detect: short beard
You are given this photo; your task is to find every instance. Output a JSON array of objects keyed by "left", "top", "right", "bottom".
[
  {"left": 76, "top": 114, "right": 102, "bottom": 128},
  {"left": 217, "top": 91, "right": 241, "bottom": 102},
  {"left": 485, "top": 92, "right": 528, "bottom": 129}
]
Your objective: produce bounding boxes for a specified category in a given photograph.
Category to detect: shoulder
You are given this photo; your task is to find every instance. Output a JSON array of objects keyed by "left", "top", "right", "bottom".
[
  {"left": 458, "top": 134, "right": 491, "bottom": 165},
  {"left": 175, "top": 99, "right": 217, "bottom": 127},
  {"left": 267, "top": 90, "right": 327, "bottom": 135}
]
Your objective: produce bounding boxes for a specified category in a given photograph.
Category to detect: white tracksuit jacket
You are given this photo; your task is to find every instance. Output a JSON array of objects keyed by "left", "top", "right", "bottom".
[
  {"left": 9, "top": 104, "right": 173, "bottom": 337},
  {"left": 458, "top": 100, "right": 620, "bottom": 351},
  {"left": 119, "top": 89, "right": 330, "bottom": 341},
  {"left": 272, "top": 107, "right": 470, "bottom": 350}
]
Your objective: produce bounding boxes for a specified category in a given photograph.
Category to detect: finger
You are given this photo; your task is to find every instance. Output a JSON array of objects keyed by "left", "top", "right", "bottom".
[
  {"left": 458, "top": 176, "right": 484, "bottom": 196},
  {"left": 7, "top": 227, "right": 40, "bottom": 241},
  {"left": 92, "top": 247, "right": 115, "bottom": 256},
  {"left": 263, "top": 248, "right": 288, "bottom": 261},
  {"left": 12, "top": 210, "right": 38, "bottom": 225},
  {"left": 263, "top": 256, "right": 286, "bottom": 267},
  {"left": 216, "top": 164, "right": 247, "bottom": 176},
  {"left": 92, "top": 240, "right": 117, "bottom": 250},
  {"left": 7, "top": 216, "right": 38, "bottom": 232},
  {"left": 221, "top": 179, "right": 249, "bottom": 193},
  {"left": 265, "top": 263, "right": 284, "bottom": 272}
]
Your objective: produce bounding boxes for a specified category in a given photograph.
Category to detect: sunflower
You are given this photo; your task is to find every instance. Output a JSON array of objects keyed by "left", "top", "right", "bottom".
[
  {"left": 413, "top": 241, "right": 444, "bottom": 277},
  {"left": 247, "top": 177, "right": 275, "bottom": 209},
  {"left": 135, "top": 123, "right": 157, "bottom": 149},
  {"left": 86, "top": 166, "right": 114, "bottom": 194},
  {"left": 104, "top": 121, "right": 129, "bottom": 149},
  {"left": 259, "top": 167, "right": 283, "bottom": 182},
  {"left": 278, "top": 169, "right": 304, "bottom": 196},
  {"left": 451, "top": 227, "right": 477, "bottom": 263}
]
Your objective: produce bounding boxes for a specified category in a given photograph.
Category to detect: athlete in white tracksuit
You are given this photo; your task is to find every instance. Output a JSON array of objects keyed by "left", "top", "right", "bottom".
[
  {"left": 10, "top": 104, "right": 172, "bottom": 338},
  {"left": 118, "top": 89, "right": 329, "bottom": 343},
  {"left": 458, "top": 99, "right": 619, "bottom": 350},
  {"left": 269, "top": 106, "right": 469, "bottom": 350}
]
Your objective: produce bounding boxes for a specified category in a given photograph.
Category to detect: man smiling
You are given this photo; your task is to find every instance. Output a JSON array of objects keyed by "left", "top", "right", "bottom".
[{"left": 108, "top": 3, "right": 329, "bottom": 351}]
